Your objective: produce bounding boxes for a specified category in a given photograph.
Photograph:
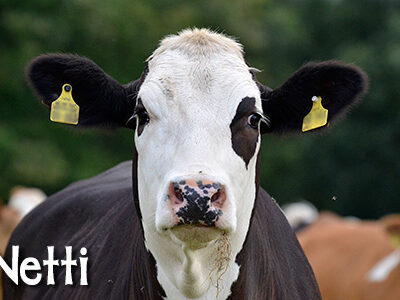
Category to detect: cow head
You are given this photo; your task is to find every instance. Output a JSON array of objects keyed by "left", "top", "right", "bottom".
[{"left": 27, "top": 29, "right": 367, "bottom": 298}]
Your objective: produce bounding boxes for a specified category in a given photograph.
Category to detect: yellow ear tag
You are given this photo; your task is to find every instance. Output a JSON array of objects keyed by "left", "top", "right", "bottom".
[
  {"left": 302, "top": 96, "right": 328, "bottom": 132},
  {"left": 390, "top": 234, "right": 400, "bottom": 248},
  {"left": 50, "top": 84, "right": 79, "bottom": 125}
]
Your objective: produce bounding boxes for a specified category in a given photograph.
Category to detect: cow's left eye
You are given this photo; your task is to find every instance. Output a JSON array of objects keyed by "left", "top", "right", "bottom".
[
  {"left": 137, "top": 109, "right": 150, "bottom": 126},
  {"left": 247, "top": 113, "right": 262, "bottom": 129}
]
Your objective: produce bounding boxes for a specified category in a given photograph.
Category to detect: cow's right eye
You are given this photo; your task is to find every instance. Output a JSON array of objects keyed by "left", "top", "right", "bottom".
[
  {"left": 137, "top": 109, "right": 150, "bottom": 126},
  {"left": 247, "top": 113, "right": 262, "bottom": 129}
]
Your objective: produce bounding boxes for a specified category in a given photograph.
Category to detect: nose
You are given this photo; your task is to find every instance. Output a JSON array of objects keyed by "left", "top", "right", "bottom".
[{"left": 168, "top": 179, "right": 227, "bottom": 226}]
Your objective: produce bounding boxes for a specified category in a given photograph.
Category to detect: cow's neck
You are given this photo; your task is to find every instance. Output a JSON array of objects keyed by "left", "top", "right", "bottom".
[
  {"left": 132, "top": 151, "right": 260, "bottom": 300},
  {"left": 154, "top": 241, "right": 240, "bottom": 300}
]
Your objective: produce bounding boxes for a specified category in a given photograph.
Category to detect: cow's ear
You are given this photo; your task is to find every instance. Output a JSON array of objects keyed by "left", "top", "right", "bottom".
[
  {"left": 27, "top": 54, "right": 139, "bottom": 128},
  {"left": 259, "top": 61, "right": 368, "bottom": 134}
]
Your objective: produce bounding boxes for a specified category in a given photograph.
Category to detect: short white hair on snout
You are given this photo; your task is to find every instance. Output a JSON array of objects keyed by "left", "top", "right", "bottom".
[{"left": 136, "top": 28, "right": 262, "bottom": 299}]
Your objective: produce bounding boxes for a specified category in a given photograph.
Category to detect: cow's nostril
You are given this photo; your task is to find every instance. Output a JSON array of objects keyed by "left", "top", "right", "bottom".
[
  {"left": 174, "top": 189, "right": 184, "bottom": 203},
  {"left": 168, "top": 182, "right": 185, "bottom": 205},
  {"left": 210, "top": 188, "right": 226, "bottom": 208},
  {"left": 211, "top": 192, "right": 221, "bottom": 203}
]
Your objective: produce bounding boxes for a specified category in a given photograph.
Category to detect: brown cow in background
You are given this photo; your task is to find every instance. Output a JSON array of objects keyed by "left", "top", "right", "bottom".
[
  {"left": 0, "top": 187, "right": 46, "bottom": 254},
  {"left": 0, "top": 205, "right": 20, "bottom": 258},
  {"left": 298, "top": 212, "right": 400, "bottom": 300},
  {"left": 0, "top": 187, "right": 45, "bottom": 300}
]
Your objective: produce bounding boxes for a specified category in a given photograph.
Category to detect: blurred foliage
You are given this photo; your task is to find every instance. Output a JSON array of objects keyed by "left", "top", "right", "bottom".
[{"left": 0, "top": 0, "right": 399, "bottom": 218}]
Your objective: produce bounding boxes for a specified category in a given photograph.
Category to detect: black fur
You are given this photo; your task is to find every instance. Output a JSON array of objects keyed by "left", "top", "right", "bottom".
[
  {"left": 256, "top": 61, "right": 368, "bottom": 134},
  {"left": 27, "top": 54, "right": 139, "bottom": 128},
  {"left": 3, "top": 162, "right": 166, "bottom": 300},
  {"left": 230, "top": 97, "right": 259, "bottom": 167},
  {"left": 230, "top": 189, "right": 320, "bottom": 299},
  {"left": 3, "top": 162, "right": 320, "bottom": 299}
]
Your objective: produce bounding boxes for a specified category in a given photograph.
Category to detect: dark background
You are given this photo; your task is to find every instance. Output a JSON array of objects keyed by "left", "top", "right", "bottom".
[{"left": 0, "top": 0, "right": 399, "bottom": 219}]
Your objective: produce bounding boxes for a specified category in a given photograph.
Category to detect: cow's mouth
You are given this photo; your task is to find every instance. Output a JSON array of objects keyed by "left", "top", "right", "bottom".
[{"left": 169, "top": 224, "right": 224, "bottom": 248}]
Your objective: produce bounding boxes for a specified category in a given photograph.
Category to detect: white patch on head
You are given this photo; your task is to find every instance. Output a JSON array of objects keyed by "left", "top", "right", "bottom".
[
  {"left": 366, "top": 248, "right": 400, "bottom": 282},
  {"left": 134, "top": 28, "right": 262, "bottom": 299}
]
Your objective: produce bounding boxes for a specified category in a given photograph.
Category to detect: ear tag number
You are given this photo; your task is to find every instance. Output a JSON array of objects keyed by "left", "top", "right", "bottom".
[
  {"left": 50, "top": 84, "right": 79, "bottom": 125},
  {"left": 302, "top": 96, "right": 328, "bottom": 132}
]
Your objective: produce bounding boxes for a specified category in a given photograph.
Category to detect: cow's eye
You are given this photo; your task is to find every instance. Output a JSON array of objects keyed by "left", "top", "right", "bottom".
[
  {"left": 247, "top": 113, "right": 262, "bottom": 129},
  {"left": 137, "top": 109, "right": 150, "bottom": 126}
]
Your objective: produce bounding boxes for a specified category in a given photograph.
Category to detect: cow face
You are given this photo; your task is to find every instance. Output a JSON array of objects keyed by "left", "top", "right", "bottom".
[
  {"left": 27, "top": 28, "right": 367, "bottom": 298},
  {"left": 136, "top": 30, "right": 262, "bottom": 241},
  {"left": 132, "top": 34, "right": 265, "bottom": 296}
]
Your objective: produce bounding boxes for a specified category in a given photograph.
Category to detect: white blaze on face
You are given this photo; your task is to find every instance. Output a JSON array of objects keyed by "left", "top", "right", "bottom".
[{"left": 134, "top": 29, "right": 262, "bottom": 299}]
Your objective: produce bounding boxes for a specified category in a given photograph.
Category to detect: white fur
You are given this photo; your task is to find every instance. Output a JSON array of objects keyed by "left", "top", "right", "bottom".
[
  {"left": 282, "top": 201, "right": 319, "bottom": 229},
  {"left": 135, "top": 29, "right": 262, "bottom": 299},
  {"left": 366, "top": 248, "right": 400, "bottom": 282},
  {"left": 8, "top": 187, "right": 46, "bottom": 217}
]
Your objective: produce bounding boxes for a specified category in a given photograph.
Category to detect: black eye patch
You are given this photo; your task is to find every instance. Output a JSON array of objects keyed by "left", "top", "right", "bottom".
[{"left": 230, "top": 97, "right": 259, "bottom": 168}]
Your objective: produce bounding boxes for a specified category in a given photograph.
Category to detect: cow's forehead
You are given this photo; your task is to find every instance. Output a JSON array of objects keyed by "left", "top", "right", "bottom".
[
  {"left": 138, "top": 29, "right": 261, "bottom": 118},
  {"left": 148, "top": 28, "right": 245, "bottom": 63}
]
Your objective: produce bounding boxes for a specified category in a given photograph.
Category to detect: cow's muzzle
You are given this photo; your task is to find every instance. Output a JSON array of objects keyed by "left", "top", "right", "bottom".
[{"left": 168, "top": 179, "right": 227, "bottom": 227}]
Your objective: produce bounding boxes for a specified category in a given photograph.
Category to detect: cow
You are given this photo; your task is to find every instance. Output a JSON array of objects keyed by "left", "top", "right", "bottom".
[
  {"left": 282, "top": 201, "right": 319, "bottom": 233},
  {"left": 0, "top": 187, "right": 46, "bottom": 256},
  {"left": 0, "top": 187, "right": 45, "bottom": 300},
  {"left": 3, "top": 28, "right": 367, "bottom": 299},
  {"left": 0, "top": 206, "right": 19, "bottom": 260},
  {"left": 298, "top": 213, "right": 400, "bottom": 300}
]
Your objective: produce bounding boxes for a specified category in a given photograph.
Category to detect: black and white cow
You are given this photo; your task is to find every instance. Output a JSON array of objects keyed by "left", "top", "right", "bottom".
[{"left": 3, "top": 28, "right": 367, "bottom": 299}]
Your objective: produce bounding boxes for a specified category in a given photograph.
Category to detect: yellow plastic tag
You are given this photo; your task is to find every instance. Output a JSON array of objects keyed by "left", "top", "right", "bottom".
[
  {"left": 390, "top": 234, "right": 400, "bottom": 248},
  {"left": 302, "top": 96, "right": 328, "bottom": 132},
  {"left": 50, "top": 84, "right": 79, "bottom": 125}
]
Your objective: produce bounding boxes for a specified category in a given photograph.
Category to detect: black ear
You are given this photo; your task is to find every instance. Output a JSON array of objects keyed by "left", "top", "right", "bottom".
[
  {"left": 259, "top": 61, "right": 368, "bottom": 134},
  {"left": 27, "top": 54, "right": 140, "bottom": 128}
]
